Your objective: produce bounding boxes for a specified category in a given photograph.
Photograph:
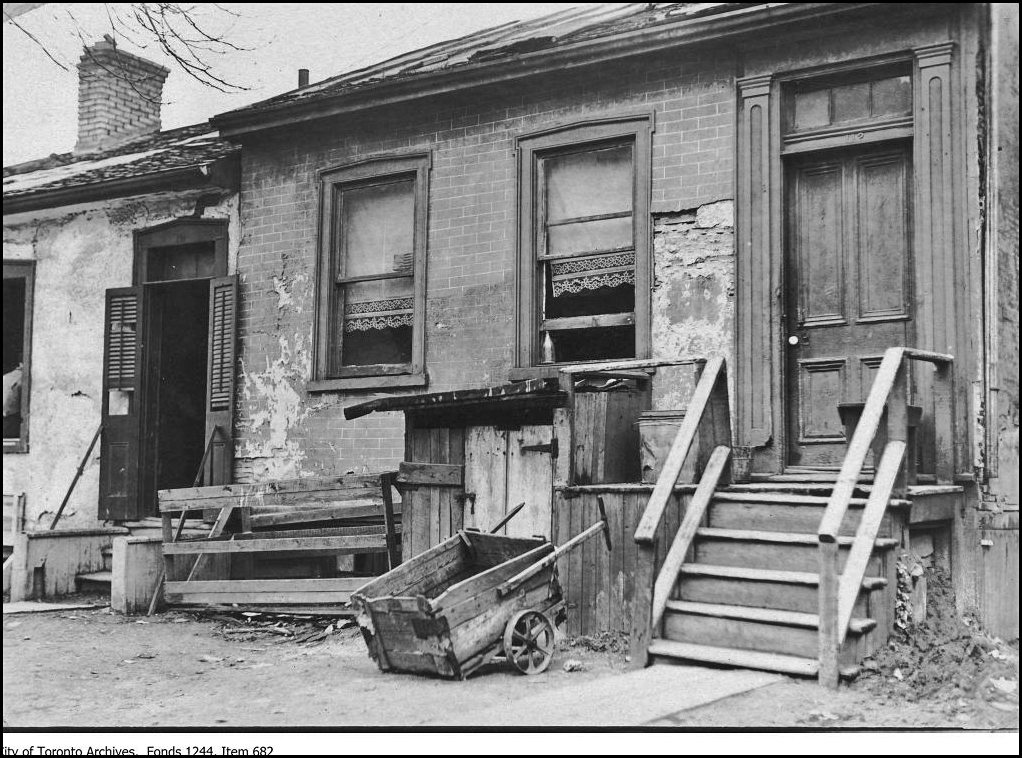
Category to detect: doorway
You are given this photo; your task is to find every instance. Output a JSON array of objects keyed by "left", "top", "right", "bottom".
[
  {"left": 783, "top": 143, "right": 914, "bottom": 468},
  {"left": 139, "top": 279, "right": 210, "bottom": 514}
]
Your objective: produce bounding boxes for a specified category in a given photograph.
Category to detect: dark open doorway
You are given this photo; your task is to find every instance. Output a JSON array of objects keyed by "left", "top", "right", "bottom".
[{"left": 140, "top": 279, "right": 210, "bottom": 515}]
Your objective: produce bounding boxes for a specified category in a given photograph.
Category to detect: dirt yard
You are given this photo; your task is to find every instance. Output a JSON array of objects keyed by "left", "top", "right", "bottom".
[{"left": 3, "top": 597, "right": 1017, "bottom": 729}]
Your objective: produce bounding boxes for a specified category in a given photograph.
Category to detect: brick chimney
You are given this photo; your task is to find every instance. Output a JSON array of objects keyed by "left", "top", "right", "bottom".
[{"left": 74, "top": 35, "right": 170, "bottom": 154}]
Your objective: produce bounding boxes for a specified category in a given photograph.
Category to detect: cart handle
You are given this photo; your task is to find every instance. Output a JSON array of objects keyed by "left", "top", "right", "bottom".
[
  {"left": 489, "top": 501, "right": 526, "bottom": 533},
  {"left": 496, "top": 498, "right": 611, "bottom": 598}
]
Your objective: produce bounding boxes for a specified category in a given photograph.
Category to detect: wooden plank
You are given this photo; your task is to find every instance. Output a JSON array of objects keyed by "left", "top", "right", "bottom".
[
  {"left": 567, "top": 486, "right": 584, "bottom": 636},
  {"left": 159, "top": 474, "right": 384, "bottom": 503},
  {"left": 165, "top": 577, "right": 367, "bottom": 594},
  {"left": 380, "top": 472, "right": 401, "bottom": 570},
  {"left": 650, "top": 447, "right": 731, "bottom": 633},
  {"left": 505, "top": 425, "right": 554, "bottom": 539},
  {"left": 836, "top": 441, "right": 905, "bottom": 644},
  {"left": 448, "top": 427, "right": 466, "bottom": 536},
  {"left": 353, "top": 534, "right": 467, "bottom": 600},
  {"left": 541, "top": 312, "right": 635, "bottom": 331},
  {"left": 433, "top": 543, "right": 552, "bottom": 613},
  {"left": 246, "top": 502, "right": 396, "bottom": 525},
  {"left": 164, "top": 535, "right": 388, "bottom": 555},
  {"left": 466, "top": 532, "right": 547, "bottom": 569},
  {"left": 817, "top": 539, "right": 841, "bottom": 688},
  {"left": 634, "top": 356, "right": 724, "bottom": 544},
  {"left": 238, "top": 525, "right": 392, "bottom": 540},
  {"left": 437, "top": 428, "right": 453, "bottom": 543},
  {"left": 498, "top": 520, "right": 605, "bottom": 598},
  {"left": 464, "top": 426, "right": 506, "bottom": 532},
  {"left": 407, "top": 426, "right": 433, "bottom": 559},
  {"left": 165, "top": 591, "right": 353, "bottom": 605}
]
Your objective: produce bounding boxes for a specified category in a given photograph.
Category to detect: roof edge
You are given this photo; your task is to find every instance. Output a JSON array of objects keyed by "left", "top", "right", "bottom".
[
  {"left": 213, "top": 2, "right": 883, "bottom": 138},
  {"left": 2, "top": 154, "right": 239, "bottom": 216}
]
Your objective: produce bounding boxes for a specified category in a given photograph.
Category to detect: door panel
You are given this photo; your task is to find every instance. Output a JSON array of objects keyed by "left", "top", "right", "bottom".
[
  {"left": 203, "top": 275, "right": 238, "bottom": 486},
  {"left": 99, "top": 287, "right": 144, "bottom": 521},
  {"left": 785, "top": 145, "right": 913, "bottom": 467}
]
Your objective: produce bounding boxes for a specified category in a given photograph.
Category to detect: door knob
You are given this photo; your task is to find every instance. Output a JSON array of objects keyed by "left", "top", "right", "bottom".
[{"left": 787, "top": 335, "right": 800, "bottom": 346}]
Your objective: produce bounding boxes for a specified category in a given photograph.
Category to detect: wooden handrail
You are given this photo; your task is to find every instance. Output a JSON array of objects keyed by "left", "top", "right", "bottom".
[
  {"left": 817, "top": 345, "right": 953, "bottom": 687},
  {"left": 649, "top": 446, "right": 731, "bottom": 632},
  {"left": 836, "top": 441, "right": 905, "bottom": 643},
  {"left": 634, "top": 356, "right": 727, "bottom": 544},
  {"left": 629, "top": 356, "right": 731, "bottom": 668}
]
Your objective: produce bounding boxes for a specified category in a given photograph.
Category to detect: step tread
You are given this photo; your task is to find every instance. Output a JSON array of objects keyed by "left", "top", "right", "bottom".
[
  {"left": 677, "top": 563, "right": 888, "bottom": 590},
  {"left": 696, "top": 527, "right": 898, "bottom": 548},
  {"left": 648, "top": 639, "right": 820, "bottom": 676},
  {"left": 76, "top": 571, "right": 113, "bottom": 583},
  {"left": 714, "top": 491, "right": 910, "bottom": 508},
  {"left": 664, "top": 599, "right": 877, "bottom": 633}
]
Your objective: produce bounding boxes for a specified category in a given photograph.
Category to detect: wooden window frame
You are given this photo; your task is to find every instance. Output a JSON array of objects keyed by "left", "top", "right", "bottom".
[
  {"left": 311, "top": 153, "right": 429, "bottom": 392},
  {"left": 3, "top": 260, "right": 34, "bottom": 453},
  {"left": 133, "top": 218, "right": 229, "bottom": 285},
  {"left": 515, "top": 116, "right": 652, "bottom": 374}
]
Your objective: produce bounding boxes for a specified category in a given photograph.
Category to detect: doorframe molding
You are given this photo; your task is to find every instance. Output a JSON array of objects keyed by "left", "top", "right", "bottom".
[
  {"left": 735, "top": 42, "right": 967, "bottom": 475},
  {"left": 132, "top": 217, "right": 229, "bottom": 285}
]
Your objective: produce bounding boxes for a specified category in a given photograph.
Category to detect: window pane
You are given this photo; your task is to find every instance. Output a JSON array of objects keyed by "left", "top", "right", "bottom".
[
  {"left": 793, "top": 89, "right": 830, "bottom": 130},
  {"left": 340, "top": 178, "right": 415, "bottom": 278},
  {"left": 871, "top": 76, "right": 911, "bottom": 118},
  {"left": 831, "top": 81, "right": 871, "bottom": 123},
  {"left": 545, "top": 144, "right": 632, "bottom": 222},
  {"left": 3, "top": 276, "right": 26, "bottom": 440},
  {"left": 548, "top": 325, "right": 635, "bottom": 363},
  {"left": 547, "top": 216, "right": 632, "bottom": 257},
  {"left": 339, "top": 278, "right": 413, "bottom": 367}
]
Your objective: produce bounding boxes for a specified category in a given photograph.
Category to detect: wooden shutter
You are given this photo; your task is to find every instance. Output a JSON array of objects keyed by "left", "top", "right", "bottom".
[
  {"left": 99, "top": 286, "right": 144, "bottom": 521},
  {"left": 203, "top": 275, "right": 238, "bottom": 486}
]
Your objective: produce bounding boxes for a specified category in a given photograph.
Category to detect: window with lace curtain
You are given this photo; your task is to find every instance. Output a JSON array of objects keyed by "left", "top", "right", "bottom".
[
  {"left": 516, "top": 117, "right": 651, "bottom": 369},
  {"left": 312, "top": 154, "right": 429, "bottom": 391}
]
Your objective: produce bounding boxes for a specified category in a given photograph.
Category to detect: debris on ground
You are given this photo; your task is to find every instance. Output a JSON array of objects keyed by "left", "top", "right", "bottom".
[
  {"left": 562, "top": 658, "right": 588, "bottom": 672},
  {"left": 564, "top": 630, "right": 630, "bottom": 654},
  {"left": 197, "top": 609, "right": 359, "bottom": 646},
  {"left": 858, "top": 561, "right": 1019, "bottom": 724}
]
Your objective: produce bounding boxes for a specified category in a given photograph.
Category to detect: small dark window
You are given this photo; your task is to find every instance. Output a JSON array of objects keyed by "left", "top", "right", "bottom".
[
  {"left": 3, "top": 262, "right": 33, "bottom": 452},
  {"left": 314, "top": 154, "right": 429, "bottom": 389}
]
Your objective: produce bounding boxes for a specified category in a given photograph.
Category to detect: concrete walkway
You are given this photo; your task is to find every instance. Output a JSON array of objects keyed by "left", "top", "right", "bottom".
[{"left": 431, "top": 664, "right": 783, "bottom": 727}]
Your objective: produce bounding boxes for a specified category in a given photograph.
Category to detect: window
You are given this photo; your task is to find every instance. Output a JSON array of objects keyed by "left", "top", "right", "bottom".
[
  {"left": 516, "top": 117, "right": 651, "bottom": 369},
  {"left": 3, "top": 261, "right": 34, "bottom": 452},
  {"left": 313, "top": 154, "right": 429, "bottom": 391}
]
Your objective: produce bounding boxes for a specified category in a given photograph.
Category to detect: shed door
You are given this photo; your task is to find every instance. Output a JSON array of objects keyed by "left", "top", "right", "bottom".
[
  {"left": 99, "top": 286, "right": 144, "bottom": 520},
  {"left": 784, "top": 145, "right": 913, "bottom": 468},
  {"left": 202, "top": 275, "right": 237, "bottom": 486}
]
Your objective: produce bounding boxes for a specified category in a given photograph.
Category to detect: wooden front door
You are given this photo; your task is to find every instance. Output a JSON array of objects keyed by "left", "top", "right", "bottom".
[{"left": 784, "top": 143, "right": 914, "bottom": 468}]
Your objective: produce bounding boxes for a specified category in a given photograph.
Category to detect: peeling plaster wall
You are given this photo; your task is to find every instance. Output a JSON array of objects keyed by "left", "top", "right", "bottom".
[
  {"left": 234, "top": 47, "right": 738, "bottom": 481},
  {"left": 2, "top": 190, "right": 239, "bottom": 529}
]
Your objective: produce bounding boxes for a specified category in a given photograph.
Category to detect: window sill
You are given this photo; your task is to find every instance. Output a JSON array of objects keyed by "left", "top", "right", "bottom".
[
  {"left": 509, "top": 359, "right": 658, "bottom": 382},
  {"left": 307, "top": 373, "right": 428, "bottom": 393},
  {"left": 4, "top": 440, "right": 29, "bottom": 454}
]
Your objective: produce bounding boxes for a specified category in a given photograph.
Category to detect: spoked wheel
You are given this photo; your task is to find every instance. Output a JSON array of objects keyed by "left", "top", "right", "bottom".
[{"left": 503, "top": 610, "right": 555, "bottom": 675}]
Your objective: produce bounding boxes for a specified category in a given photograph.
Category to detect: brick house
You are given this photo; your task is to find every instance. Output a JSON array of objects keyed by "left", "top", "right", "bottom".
[
  {"left": 206, "top": 2, "right": 1018, "bottom": 675},
  {"left": 3, "top": 38, "right": 240, "bottom": 608}
]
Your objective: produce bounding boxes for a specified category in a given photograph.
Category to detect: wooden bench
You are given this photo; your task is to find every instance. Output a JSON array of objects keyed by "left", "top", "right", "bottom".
[{"left": 158, "top": 474, "right": 401, "bottom": 613}]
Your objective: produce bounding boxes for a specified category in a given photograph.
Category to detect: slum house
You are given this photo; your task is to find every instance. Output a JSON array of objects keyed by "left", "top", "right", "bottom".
[
  {"left": 2, "top": 37, "right": 241, "bottom": 611},
  {"left": 200, "top": 2, "right": 1020, "bottom": 683}
]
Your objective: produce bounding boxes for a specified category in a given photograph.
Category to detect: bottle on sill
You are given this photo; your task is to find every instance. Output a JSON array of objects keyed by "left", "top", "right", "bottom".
[{"left": 540, "top": 332, "right": 556, "bottom": 364}]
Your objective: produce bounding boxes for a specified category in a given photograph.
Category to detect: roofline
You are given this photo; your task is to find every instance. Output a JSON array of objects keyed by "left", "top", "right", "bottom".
[
  {"left": 2, "top": 154, "right": 240, "bottom": 216},
  {"left": 213, "top": 2, "right": 886, "bottom": 138}
]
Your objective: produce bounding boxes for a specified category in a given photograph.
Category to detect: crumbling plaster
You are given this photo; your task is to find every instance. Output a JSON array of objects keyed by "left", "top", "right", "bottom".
[{"left": 2, "top": 189, "right": 238, "bottom": 529}]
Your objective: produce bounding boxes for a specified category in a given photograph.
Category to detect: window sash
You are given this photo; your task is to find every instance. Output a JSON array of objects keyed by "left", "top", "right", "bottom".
[{"left": 3, "top": 261, "right": 34, "bottom": 452}]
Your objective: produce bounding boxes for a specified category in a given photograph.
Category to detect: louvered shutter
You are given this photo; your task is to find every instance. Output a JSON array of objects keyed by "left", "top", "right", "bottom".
[
  {"left": 99, "top": 286, "right": 144, "bottom": 520},
  {"left": 203, "top": 275, "right": 238, "bottom": 486}
]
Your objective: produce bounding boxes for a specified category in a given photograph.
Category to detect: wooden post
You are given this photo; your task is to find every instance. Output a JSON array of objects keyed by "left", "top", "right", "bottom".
[
  {"left": 628, "top": 540, "right": 656, "bottom": 670},
  {"left": 817, "top": 539, "right": 841, "bottom": 688},
  {"left": 932, "top": 362, "right": 955, "bottom": 483},
  {"left": 887, "top": 365, "right": 909, "bottom": 497},
  {"left": 380, "top": 473, "right": 401, "bottom": 570}
]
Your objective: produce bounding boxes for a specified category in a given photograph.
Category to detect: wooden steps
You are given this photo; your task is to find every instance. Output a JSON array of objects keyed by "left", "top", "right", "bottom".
[
  {"left": 648, "top": 639, "right": 820, "bottom": 677},
  {"left": 645, "top": 480, "right": 903, "bottom": 681}
]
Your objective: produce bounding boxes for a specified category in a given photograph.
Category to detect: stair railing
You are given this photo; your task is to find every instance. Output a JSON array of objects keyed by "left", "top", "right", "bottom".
[
  {"left": 816, "top": 346, "right": 954, "bottom": 687},
  {"left": 628, "top": 356, "right": 732, "bottom": 668}
]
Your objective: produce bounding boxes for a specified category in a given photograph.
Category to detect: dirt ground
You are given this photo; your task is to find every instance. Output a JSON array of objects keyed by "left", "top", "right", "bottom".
[{"left": 3, "top": 599, "right": 1017, "bottom": 729}]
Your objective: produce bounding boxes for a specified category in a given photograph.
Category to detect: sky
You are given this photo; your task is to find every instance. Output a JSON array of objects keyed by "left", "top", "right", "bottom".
[{"left": 2, "top": 2, "right": 591, "bottom": 165}]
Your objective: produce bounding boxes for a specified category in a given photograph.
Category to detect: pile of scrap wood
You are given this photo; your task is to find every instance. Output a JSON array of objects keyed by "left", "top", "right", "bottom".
[{"left": 158, "top": 474, "right": 401, "bottom": 615}]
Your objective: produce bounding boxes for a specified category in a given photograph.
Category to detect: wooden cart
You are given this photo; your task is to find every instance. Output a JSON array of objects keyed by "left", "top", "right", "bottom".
[{"left": 352, "top": 501, "right": 611, "bottom": 679}]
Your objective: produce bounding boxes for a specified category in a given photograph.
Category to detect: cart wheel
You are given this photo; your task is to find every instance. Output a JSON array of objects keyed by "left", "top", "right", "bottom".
[{"left": 503, "top": 610, "right": 555, "bottom": 675}]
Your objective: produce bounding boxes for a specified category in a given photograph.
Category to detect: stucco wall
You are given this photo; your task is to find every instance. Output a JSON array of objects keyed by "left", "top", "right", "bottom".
[
  {"left": 233, "top": 47, "right": 738, "bottom": 481},
  {"left": 2, "top": 189, "right": 239, "bottom": 529}
]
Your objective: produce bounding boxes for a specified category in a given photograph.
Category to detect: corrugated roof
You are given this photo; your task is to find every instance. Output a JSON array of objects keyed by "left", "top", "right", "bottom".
[
  {"left": 219, "top": 3, "right": 738, "bottom": 119},
  {"left": 3, "top": 123, "right": 238, "bottom": 203}
]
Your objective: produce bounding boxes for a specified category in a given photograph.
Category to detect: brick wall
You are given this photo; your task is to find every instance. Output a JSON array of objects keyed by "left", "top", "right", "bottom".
[{"left": 233, "top": 47, "right": 738, "bottom": 481}]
